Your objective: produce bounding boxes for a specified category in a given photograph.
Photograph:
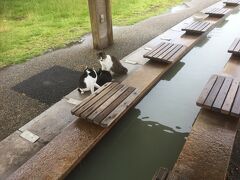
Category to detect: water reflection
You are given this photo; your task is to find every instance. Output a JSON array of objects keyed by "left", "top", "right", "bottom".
[
  {"left": 162, "top": 61, "right": 185, "bottom": 81},
  {"left": 67, "top": 107, "right": 188, "bottom": 180}
]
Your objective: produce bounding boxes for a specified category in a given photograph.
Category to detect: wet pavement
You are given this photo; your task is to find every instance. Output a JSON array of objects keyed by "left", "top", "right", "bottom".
[
  {"left": 227, "top": 129, "right": 240, "bottom": 180},
  {"left": 0, "top": 0, "right": 219, "bottom": 141}
]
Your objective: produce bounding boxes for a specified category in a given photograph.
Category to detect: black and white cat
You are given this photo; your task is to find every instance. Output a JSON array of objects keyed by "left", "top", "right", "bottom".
[
  {"left": 96, "top": 69, "right": 112, "bottom": 86},
  {"left": 97, "top": 51, "right": 128, "bottom": 76},
  {"left": 78, "top": 67, "right": 100, "bottom": 94}
]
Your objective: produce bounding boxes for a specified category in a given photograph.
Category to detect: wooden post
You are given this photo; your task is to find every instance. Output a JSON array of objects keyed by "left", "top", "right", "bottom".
[{"left": 88, "top": 0, "right": 113, "bottom": 49}]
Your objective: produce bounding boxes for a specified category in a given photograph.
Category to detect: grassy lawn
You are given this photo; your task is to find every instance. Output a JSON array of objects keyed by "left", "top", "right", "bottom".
[{"left": 0, "top": 0, "right": 183, "bottom": 68}]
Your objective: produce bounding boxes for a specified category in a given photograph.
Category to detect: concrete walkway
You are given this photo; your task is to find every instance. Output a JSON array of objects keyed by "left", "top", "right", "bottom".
[{"left": 0, "top": 0, "right": 219, "bottom": 141}]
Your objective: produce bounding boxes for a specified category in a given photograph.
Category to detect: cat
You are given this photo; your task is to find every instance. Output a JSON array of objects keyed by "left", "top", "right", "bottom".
[
  {"left": 96, "top": 68, "right": 112, "bottom": 86},
  {"left": 78, "top": 67, "right": 100, "bottom": 94},
  {"left": 97, "top": 51, "right": 128, "bottom": 76}
]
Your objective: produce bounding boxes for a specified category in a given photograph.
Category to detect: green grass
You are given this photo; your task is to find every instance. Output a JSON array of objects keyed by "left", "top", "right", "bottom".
[{"left": 0, "top": 0, "right": 183, "bottom": 67}]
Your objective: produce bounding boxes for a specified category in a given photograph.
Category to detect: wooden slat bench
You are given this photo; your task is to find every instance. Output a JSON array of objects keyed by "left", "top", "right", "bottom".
[
  {"left": 228, "top": 38, "right": 240, "bottom": 56},
  {"left": 71, "top": 82, "right": 138, "bottom": 127},
  {"left": 204, "top": 8, "right": 230, "bottom": 17},
  {"left": 182, "top": 21, "right": 212, "bottom": 34},
  {"left": 223, "top": 0, "right": 240, "bottom": 6},
  {"left": 143, "top": 42, "right": 187, "bottom": 63},
  {"left": 196, "top": 74, "right": 240, "bottom": 118}
]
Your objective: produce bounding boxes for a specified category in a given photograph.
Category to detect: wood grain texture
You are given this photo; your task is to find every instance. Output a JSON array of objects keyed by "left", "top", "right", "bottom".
[
  {"left": 228, "top": 38, "right": 240, "bottom": 56},
  {"left": 231, "top": 85, "right": 240, "bottom": 117},
  {"left": 204, "top": 76, "right": 225, "bottom": 108},
  {"left": 196, "top": 75, "right": 218, "bottom": 106},
  {"left": 222, "top": 79, "right": 239, "bottom": 114},
  {"left": 212, "top": 77, "right": 233, "bottom": 111},
  {"left": 197, "top": 75, "right": 240, "bottom": 117},
  {"left": 182, "top": 21, "right": 212, "bottom": 34},
  {"left": 223, "top": 0, "right": 240, "bottom": 6},
  {"left": 205, "top": 8, "right": 230, "bottom": 17},
  {"left": 143, "top": 42, "right": 186, "bottom": 63},
  {"left": 71, "top": 82, "right": 111, "bottom": 114},
  {"left": 74, "top": 82, "right": 118, "bottom": 116},
  {"left": 100, "top": 89, "right": 138, "bottom": 127},
  {"left": 80, "top": 84, "right": 123, "bottom": 119},
  {"left": 93, "top": 87, "right": 135, "bottom": 125},
  {"left": 88, "top": 85, "right": 129, "bottom": 122}
]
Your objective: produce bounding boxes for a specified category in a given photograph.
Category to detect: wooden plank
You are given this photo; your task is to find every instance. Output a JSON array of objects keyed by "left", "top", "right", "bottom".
[
  {"left": 209, "top": 8, "right": 218, "bottom": 13},
  {"left": 182, "top": 22, "right": 196, "bottom": 31},
  {"left": 234, "top": 39, "right": 240, "bottom": 52},
  {"left": 231, "top": 85, "right": 240, "bottom": 117},
  {"left": 197, "top": 22, "right": 210, "bottom": 32},
  {"left": 153, "top": 43, "right": 174, "bottom": 58},
  {"left": 196, "top": 75, "right": 218, "bottom": 106},
  {"left": 182, "top": 21, "right": 211, "bottom": 34},
  {"left": 205, "top": 8, "right": 229, "bottom": 17},
  {"left": 186, "top": 21, "right": 200, "bottom": 30},
  {"left": 224, "top": 0, "right": 240, "bottom": 6},
  {"left": 222, "top": 79, "right": 239, "bottom": 114},
  {"left": 203, "top": 76, "right": 225, "bottom": 108},
  {"left": 80, "top": 84, "right": 124, "bottom": 119},
  {"left": 144, "top": 42, "right": 186, "bottom": 63},
  {"left": 201, "top": 23, "right": 212, "bottom": 32},
  {"left": 191, "top": 22, "right": 203, "bottom": 31},
  {"left": 71, "top": 82, "right": 111, "bottom": 114},
  {"left": 164, "top": 44, "right": 184, "bottom": 61},
  {"left": 148, "top": 43, "right": 169, "bottom": 57},
  {"left": 93, "top": 87, "right": 136, "bottom": 125},
  {"left": 100, "top": 89, "right": 138, "bottom": 127},
  {"left": 88, "top": 0, "right": 113, "bottom": 49},
  {"left": 194, "top": 22, "right": 206, "bottom": 31},
  {"left": 182, "top": 21, "right": 201, "bottom": 31},
  {"left": 157, "top": 44, "right": 178, "bottom": 60},
  {"left": 228, "top": 38, "right": 240, "bottom": 52},
  {"left": 212, "top": 77, "right": 233, "bottom": 111},
  {"left": 221, "top": 8, "right": 230, "bottom": 14},
  {"left": 74, "top": 82, "right": 119, "bottom": 116},
  {"left": 168, "top": 46, "right": 187, "bottom": 62},
  {"left": 144, "top": 42, "right": 166, "bottom": 57},
  {"left": 87, "top": 85, "right": 129, "bottom": 122}
]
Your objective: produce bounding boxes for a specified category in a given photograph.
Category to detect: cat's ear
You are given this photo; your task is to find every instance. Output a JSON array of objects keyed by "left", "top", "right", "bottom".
[{"left": 85, "top": 66, "right": 88, "bottom": 70}]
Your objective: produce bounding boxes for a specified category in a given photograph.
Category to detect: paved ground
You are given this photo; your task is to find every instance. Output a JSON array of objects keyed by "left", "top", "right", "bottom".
[
  {"left": 0, "top": 0, "right": 219, "bottom": 141},
  {"left": 227, "top": 129, "right": 240, "bottom": 180}
]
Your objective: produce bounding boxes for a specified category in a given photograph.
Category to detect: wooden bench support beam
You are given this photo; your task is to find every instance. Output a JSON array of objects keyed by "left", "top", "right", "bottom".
[{"left": 88, "top": 0, "right": 113, "bottom": 49}]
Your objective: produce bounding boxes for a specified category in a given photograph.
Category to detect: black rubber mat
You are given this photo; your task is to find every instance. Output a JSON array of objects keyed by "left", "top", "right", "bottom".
[{"left": 12, "top": 66, "right": 81, "bottom": 105}]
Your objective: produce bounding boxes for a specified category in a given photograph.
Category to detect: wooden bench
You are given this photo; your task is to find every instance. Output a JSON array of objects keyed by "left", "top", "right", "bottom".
[
  {"left": 204, "top": 8, "right": 230, "bottom": 17},
  {"left": 196, "top": 74, "right": 240, "bottom": 118},
  {"left": 143, "top": 42, "right": 187, "bottom": 63},
  {"left": 182, "top": 21, "right": 212, "bottom": 34},
  {"left": 223, "top": 0, "right": 240, "bottom": 6},
  {"left": 228, "top": 38, "right": 240, "bottom": 56},
  {"left": 71, "top": 82, "right": 138, "bottom": 127}
]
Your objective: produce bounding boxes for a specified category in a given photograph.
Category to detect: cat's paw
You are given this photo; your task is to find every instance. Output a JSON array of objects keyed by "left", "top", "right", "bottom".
[{"left": 78, "top": 88, "right": 84, "bottom": 95}]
